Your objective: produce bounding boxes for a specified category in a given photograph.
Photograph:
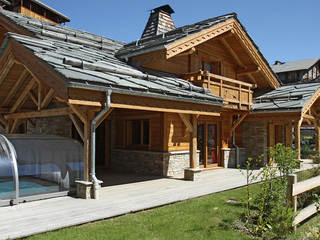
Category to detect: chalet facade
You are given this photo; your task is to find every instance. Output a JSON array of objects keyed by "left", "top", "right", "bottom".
[
  {"left": 1, "top": 3, "right": 320, "bottom": 203},
  {"left": 271, "top": 58, "right": 320, "bottom": 84}
]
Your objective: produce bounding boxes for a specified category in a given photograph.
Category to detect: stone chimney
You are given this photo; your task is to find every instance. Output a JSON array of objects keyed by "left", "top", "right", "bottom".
[{"left": 141, "top": 4, "right": 175, "bottom": 39}]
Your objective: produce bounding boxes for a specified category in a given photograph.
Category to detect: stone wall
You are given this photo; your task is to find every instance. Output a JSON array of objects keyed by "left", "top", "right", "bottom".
[
  {"left": 27, "top": 116, "right": 72, "bottom": 138},
  {"left": 110, "top": 149, "right": 199, "bottom": 176},
  {"left": 221, "top": 148, "right": 246, "bottom": 168},
  {"left": 242, "top": 121, "right": 268, "bottom": 165}
]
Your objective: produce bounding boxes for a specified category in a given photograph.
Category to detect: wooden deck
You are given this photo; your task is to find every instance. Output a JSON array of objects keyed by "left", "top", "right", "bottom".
[{"left": 0, "top": 161, "right": 316, "bottom": 240}]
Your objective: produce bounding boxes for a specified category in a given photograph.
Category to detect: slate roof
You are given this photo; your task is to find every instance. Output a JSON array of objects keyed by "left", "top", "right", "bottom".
[
  {"left": 116, "top": 13, "right": 238, "bottom": 59},
  {"left": 0, "top": 8, "right": 224, "bottom": 106},
  {"left": 271, "top": 58, "right": 320, "bottom": 73},
  {"left": 252, "top": 82, "right": 320, "bottom": 113}
]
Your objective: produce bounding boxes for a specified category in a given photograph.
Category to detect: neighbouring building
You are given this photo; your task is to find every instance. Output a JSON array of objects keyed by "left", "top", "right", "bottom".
[{"left": 271, "top": 58, "right": 320, "bottom": 84}]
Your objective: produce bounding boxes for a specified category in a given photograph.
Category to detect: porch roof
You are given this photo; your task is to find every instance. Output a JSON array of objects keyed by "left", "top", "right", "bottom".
[
  {"left": 0, "top": 8, "right": 224, "bottom": 107},
  {"left": 252, "top": 81, "right": 320, "bottom": 113}
]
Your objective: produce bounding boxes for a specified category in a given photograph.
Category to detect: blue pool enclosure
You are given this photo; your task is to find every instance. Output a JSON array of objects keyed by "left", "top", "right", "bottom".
[{"left": 0, "top": 134, "right": 84, "bottom": 206}]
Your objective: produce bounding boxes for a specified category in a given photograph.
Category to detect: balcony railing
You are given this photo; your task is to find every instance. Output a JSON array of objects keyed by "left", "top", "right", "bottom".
[{"left": 179, "top": 71, "right": 256, "bottom": 110}]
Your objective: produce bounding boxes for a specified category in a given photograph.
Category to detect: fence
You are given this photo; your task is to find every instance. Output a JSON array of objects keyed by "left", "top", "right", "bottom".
[{"left": 287, "top": 174, "right": 320, "bottom": 231}]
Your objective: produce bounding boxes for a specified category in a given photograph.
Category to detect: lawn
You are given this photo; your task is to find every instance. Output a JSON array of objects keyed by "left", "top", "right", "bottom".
[{"left": 22, "top": 168, "right": 320, "bottom": 240}]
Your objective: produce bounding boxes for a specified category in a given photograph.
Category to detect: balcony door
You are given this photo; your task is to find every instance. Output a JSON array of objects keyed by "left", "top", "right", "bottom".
[{"left": 197, "top": 121, "right": 221, "bottom": 168}]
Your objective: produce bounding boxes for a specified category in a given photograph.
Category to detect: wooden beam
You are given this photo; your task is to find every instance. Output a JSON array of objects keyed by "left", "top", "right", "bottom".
[
  {"left": 285, "top": 125, "right": 291, "bottom": 148},
  {"left": 67, "top": 103, "right": 88, "bottom": 125},
  {"left": 220, "top": 38, "right": 245, "bottom": 68},
  {"left": 0, "top": 57, "right": 14, "bottom": 87},
  {"left": 314, "top": 120, "right": 320, "bottom": 153},
  {"left": 5, "top": 107, "right": 71, "bottom": 119},
  {"left": 1, "top": 68, "right": 28, "bottom": 107},
  {"left": 179, "top": 113, "right": 193, "bottom": 132},
  {"left": 40, "top": 88, "right": 55, "bottom": 109},
  {"left": 9, "top": 78, "right": 37, "bottom": 113},
  {"left": 28, "top": 90, "right": 38, "bottom": 106},
  {"left": 230, "top": 113, "right": 248, "bottom": 134},
  {"left": 189, "top": 114, "right": 197, "bottom": 168},
  {"left": 0, "top": 114, "right": 9, "bottom": 129},
  {"left": 38, "top": 80, "right": 42, "bottom": 110},
  {"left": 10, "top": 39, "right": 69, "bottom": 100},
  {"left": 26, "top": 118, "right": 36, "bottom": 128},
  {"left": 96, "top": 107, "right": 114, "bottom": 129},
  {"left": 236, "top": 66, "right": 260, "bottom": 76},
  {"left": 69, "top": 113, "right": 84, "bottom": 141},
  {"left": 295, "top": 118, "right": 302, "bottom": 159},
  {"left": 10, "top": 118, "right": 22, "bottom": 134},
  {"left": 83, "top": 110, "right": 94, "bottom": 181}
]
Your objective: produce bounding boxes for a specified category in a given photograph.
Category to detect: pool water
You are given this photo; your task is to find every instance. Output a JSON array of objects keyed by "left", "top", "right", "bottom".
[{"left": 0, "top": 181, "right": 57, "bottom": 198}]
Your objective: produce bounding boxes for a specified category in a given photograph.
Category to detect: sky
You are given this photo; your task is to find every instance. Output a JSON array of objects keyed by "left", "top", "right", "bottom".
[{"left": 40, "top": 0, "right": 320, "bottom": 65}]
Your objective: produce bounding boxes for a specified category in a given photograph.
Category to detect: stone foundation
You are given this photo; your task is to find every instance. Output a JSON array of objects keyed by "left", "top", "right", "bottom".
[
  {"left": 221, "top": 148, "right": 247, "bottom": 168},
  {"left": 75, "top": 180, "right": 103, "bottom": 199},
  {"left": 110, "top": 149, "right": 199, "bottom": 176},
  {"left": 184, "top": 168, "right": 202, "bottom": 181}
]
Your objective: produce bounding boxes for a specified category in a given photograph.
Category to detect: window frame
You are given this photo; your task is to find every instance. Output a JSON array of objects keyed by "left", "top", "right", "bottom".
[{"left": 126, "top": 119, "right": 150, "bottom": 150}]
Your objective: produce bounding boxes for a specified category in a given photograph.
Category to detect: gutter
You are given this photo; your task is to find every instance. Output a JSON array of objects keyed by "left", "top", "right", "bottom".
[
  {"left": 67, "top": 82, "right": 225, "bottom": 107},
  {"left": 90, "top": 89, "right": 112, "bottom": 199}
]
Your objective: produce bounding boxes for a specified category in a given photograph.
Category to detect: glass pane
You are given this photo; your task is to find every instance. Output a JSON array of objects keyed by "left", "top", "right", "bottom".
[
  {"left": 197, "top": 124, "right": 204, "bottom": 165},
  {"left": 4, "top": 134, "right": 84, "bottom": 198},
  {"left": 207, "top": 124, "right": 217, "bottom": 165},
  {"left": 0, "top": 136, "right": 15, "bottom": 200},
  {"left": 131, "top": 121, "right": 141, "bottom": 144},
  {"left": 143, "top": 121, "right": 149, "bottom": 145}
]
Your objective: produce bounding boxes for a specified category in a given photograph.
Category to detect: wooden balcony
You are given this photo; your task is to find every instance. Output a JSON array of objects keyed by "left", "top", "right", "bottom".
[
  {"left": 179, "top": 71, "right": 256, "bottom": 110},
  {"left": 14, "top": 6, "right": 57, "bottom": 24}
]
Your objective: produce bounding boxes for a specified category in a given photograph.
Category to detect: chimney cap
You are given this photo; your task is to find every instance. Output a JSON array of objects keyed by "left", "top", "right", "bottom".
[{"left": 150, "top": 4, "right": 174, "bottom": 15}]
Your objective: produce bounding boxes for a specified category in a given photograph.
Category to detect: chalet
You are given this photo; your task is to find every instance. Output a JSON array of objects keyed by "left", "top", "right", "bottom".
[
  {"left": 271, "top": 58, "right": 320, "bottom": 84},
  {"left": 0, "top": 2, "right": 320, "bottom": 204}
]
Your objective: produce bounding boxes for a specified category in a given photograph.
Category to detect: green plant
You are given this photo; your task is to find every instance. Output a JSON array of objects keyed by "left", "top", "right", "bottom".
[
  {"left": 238, "top": 156, "right": 262, "bottom": 226},
  {"left": 301, "top": 144, "right": 313, "bottom": 159},
  {"left": 268, "top": 143, "right": 297, "bottom": 178}
]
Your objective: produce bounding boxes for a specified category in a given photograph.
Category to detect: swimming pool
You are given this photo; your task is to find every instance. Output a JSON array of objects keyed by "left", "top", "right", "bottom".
[{"left": 0, "top": 181, "right": 57, "bottom": 199}]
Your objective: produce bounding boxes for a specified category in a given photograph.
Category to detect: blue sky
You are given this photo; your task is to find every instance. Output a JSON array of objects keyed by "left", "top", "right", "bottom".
[{"left": 41, "top": 0, "right": 320, "bottom": 65}]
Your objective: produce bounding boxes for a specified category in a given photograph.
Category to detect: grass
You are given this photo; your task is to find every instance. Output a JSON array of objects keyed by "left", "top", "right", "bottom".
[
  {"left": 23, "top": 186, "right": 255, "bottom": 240},
  {"left": 21, "top": 168, "right": 320, "bottom": 240}
]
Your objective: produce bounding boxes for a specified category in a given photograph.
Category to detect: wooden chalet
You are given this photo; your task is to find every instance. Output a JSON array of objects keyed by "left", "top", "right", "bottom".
[{"left": 0, "top": 3, "right": 319, "bottom": 200}]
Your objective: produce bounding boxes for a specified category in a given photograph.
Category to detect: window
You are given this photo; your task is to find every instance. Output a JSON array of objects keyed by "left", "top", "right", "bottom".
[
  {"left": 126, "top": 120, "right": 149, "bottom": 149},
  {"left": 290, "top": 73, "right": 296, "bottom": 80},
  {"left": 201, "top": 61, "right": 212, "bottom": 73}
]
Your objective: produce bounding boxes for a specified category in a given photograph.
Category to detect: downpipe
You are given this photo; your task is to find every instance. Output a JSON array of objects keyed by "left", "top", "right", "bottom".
[
  {"left": 232, "top": 115, "right": 240, "bottom": 167},
  {"left": 91, "top": 89, "right": 112, "bottom": 199}
]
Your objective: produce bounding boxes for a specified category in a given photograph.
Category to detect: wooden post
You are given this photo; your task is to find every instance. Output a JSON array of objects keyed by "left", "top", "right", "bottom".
[
  {"left": 189, "top": 114, "right": 197, "bottom": 168},
  {"left": 83, "top": 110, "right": 94, "bottom": 181},
  {"left": 285, "top": 125, "right": 291, "bottom": 148},
  {"left": 287, "top": 174, "right": 297, "bottom": 232},
  {"left": 295, "top": 118, "right": 302, "bottom": 159},
  {"left": 315, "top": 120, "right": 320, "bottom": 154}
]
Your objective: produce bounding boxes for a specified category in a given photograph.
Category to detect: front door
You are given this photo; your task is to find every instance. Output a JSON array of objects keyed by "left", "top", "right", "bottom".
[{"left": 197, "top": 122, "right": 221, "bottom": 168}]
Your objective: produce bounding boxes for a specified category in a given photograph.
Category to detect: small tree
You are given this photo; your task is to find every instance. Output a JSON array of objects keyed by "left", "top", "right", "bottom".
[{"left": 238, "top": 156, "right": 262, "bottom": 226}]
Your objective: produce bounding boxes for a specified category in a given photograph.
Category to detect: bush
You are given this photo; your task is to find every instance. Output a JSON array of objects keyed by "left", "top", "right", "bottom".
[
  {"left": 301, "top": 144, "right": 313, "bottom": 159},
  {"left": 239, "top": 143, "right": 298, "bottom": 238}
]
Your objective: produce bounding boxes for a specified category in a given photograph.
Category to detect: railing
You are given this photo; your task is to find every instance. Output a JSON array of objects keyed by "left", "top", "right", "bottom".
[
  {"left": 287, "top": 174, "right": 320, "bottom": 231},
  {"left": 179, "top": 71, "right": 256, "bottom": 110}
]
